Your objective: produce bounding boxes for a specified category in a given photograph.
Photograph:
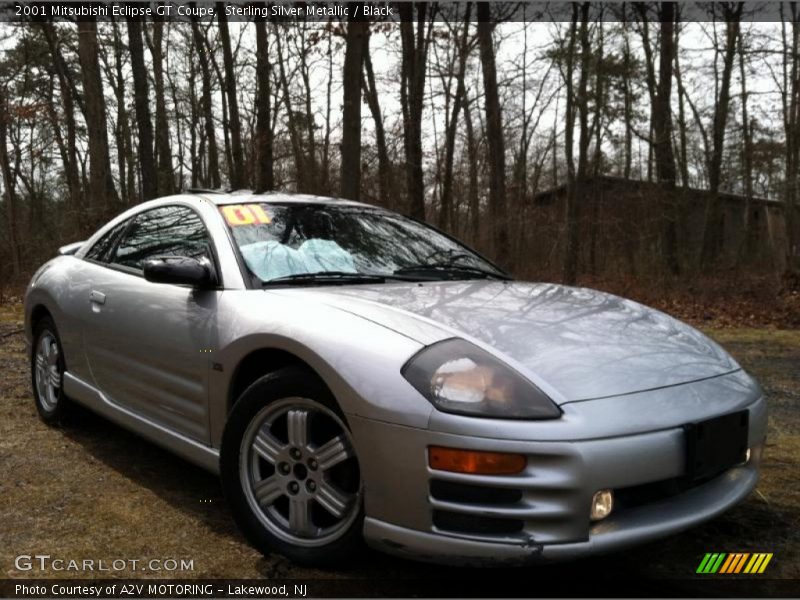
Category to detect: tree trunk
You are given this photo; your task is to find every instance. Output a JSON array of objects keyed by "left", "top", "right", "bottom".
[
  {"left": 622, "top": 27, "right": 633, "bottom": 179},
  {"left": 40, "top": 22, "right": 82, "bottom": 213},
  {"left": 0, "top": 85, "right": 21, "bottom": 276},
  {"left": 78, "top": 17, "right": 118, "bottom": 219},
  {"left": 674, "top": 17, "right": 691, "bottom": 188},
  {"left": 399, "top": 2, "right": 430, "bottom": 219},
  {"left": 298, "top": 26, "right": 320, "bottom": 192},
  {"left": 106, "top": 21, "right": 129, "bottom": 204},
  {"left": 737, "top": 25, "right": 755, "bottom": 263},
  {"left": 274, "top": 23, "right": 308, "bottom": 191},
  {"left": 464, "top": 99, "right": 481, "bottom": 244},
  {"left": 146, "top": 21, "right": 174, "bottom": 195},
  {"left": 653, "top": 2, "right": 679, "bottom": 274},
  {"left": 217, "top": 4, "right": 245, "bottom": 188},
  {"left": 322, "top": 28, "right": 333, "bottom": 193},
  {"left": 562, "top": 4, "right": 580, "bottom": 284},
  {"left": 701, "top": 4, "right": 743, "bottom": 266},
  {"left": 190, "top": 16, "right": 220, "bottom": 188},
  {"left": 477, "top": 2, "right": 510, "bottom": 267},
  {"left": 340, "top": 7, "right": 368, "bottom": 201},
  {"left": 254, "top": 16, "right": 274, "bottom": 192},
  {"left": 362, "top": 33, "right": 391, "bottom": 209},
  {"left": 782, "top": 6, "right": 800, "bottom": 267},
  {"left": 440, "top": 4, "right": 472, "bottom": 232},
  {"left": 127, "top": 18, "right": 157, "bottom": 200}
]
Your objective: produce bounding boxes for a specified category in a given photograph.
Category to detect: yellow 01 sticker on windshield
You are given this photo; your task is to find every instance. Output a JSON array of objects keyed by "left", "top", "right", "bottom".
[{"left": 221, "top": 204, "right": 272, "bottom": 226}]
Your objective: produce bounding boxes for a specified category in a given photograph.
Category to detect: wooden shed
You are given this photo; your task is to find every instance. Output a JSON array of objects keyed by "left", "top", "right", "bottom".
[{"left": 526, "top": 176, "right": 797, "bottom": 276}]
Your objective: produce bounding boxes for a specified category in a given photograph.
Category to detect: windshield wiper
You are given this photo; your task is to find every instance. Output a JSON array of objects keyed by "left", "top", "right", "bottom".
[
  {"left": 263, "top": 271, "right": 387, "bottom": 286},
  {"left": 393, "top": 263, "right": 511, "bottom": 280}
]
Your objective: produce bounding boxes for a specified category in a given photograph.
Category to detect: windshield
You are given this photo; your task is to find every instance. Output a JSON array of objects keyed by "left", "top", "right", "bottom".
[{"left": 220, "top": 203, "right": 507, "bottom": 285}]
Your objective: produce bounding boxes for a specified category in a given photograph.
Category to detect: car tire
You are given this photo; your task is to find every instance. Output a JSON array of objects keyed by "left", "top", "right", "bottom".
[
  {"left": 221, "top": 366, "right": 364, "bottom": 566},
  {"left": 31, "top": 316, "right": 72, "bottom": 425}
]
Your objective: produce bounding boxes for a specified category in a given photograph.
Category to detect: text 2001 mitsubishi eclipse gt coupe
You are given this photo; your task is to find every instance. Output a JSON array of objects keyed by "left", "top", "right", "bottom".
[{"left": 25, "top": 191, "right": 766, "bottom": 566}]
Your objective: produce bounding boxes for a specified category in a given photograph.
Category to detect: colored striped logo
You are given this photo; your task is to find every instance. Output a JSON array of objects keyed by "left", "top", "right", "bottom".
[{"left": 697, "top": 552, "right": 773, "bottom": 574}]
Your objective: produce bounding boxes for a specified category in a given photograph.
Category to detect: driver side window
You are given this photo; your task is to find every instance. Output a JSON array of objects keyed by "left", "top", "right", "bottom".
[{"left": 111, "top": 205, "right": 212, "bottom": 271}]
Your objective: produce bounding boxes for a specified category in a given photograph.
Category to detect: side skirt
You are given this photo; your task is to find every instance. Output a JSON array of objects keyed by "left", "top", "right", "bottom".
[{"left": 63, "top": 371, "right": 221, "bottom": 475}]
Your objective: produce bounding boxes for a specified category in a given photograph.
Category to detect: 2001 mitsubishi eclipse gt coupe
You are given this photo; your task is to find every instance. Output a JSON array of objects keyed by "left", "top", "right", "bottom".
[{"left": 25, "top": 191, "right": 766, "bottom": 566}]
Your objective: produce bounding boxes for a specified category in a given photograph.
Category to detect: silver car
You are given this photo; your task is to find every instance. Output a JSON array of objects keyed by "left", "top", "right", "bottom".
[{"left": 25, "top": 191, "right": 766, "bottom": 566}]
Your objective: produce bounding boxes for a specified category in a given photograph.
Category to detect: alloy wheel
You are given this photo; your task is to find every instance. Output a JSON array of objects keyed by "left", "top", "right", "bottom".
[
  {"left": 34, "top": 331, "right": 61, "bottom": 412},
  {"left": 239, "top": 397, "right": 361, "bottom": 547}
]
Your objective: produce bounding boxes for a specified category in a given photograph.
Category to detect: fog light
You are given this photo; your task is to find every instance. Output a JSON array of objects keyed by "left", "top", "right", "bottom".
[
  {"left": 591, "top": 489, "right": 614, "bottom": 521},
  {"left": 745, "top": 448, "right": 751, "bottom": 463}
]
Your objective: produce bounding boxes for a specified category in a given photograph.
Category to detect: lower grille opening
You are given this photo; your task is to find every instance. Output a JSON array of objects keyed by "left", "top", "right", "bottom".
[
  {"left": 430, "top": 480, "right": 523, "bottom": 505},
  {"left": 433, "top": 510, "right": 523, "bottom": 535},
  {"left": 615, "top": 474, "right": 718, "bottom": 511}
]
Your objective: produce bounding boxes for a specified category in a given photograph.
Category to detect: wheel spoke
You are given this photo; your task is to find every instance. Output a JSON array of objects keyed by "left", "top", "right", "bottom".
[
  {"left": 40, "top": 336, "right": 50, "bottom": 361},
  {"left": 253, "top": 476, "right": 283, "bottom": 507},
  {"left": 315, "top": 434, "right": 353, "bottom": 470},
  {"left": 288, "top": 496, "right": 313, "bottom": 535},
  {"left": 35, "top": 368, "right": 45, "bottom": 394},
  {"left": 287, "top": 409, "right": 309, "bottom": 449},
  {"left": 35, "top": 355, "right": 46, "bottom": 371},
  {"left": 252, "top": 427, "right": 285, "bottom": 464},
  {"left": 48, "top": 343, "right": 59, "bottom": 366},
  {"left": 315, "top": 480, "right": 350, "bottom": 519},
  {"left": 49, "top": 369, "right": 60, "bottom": 389}
]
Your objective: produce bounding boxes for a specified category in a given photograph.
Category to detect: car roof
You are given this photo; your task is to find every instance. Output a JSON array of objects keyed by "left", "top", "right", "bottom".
[{"left": 184, "top": 189, "right": 377, "bottom": 209}]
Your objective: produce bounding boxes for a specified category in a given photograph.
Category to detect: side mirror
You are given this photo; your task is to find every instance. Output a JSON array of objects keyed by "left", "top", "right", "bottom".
[
  {"left": 143, "top": 256, "right": 216, "bottom": 288},
  {"left": 58, "top": 241, "right": 85, "bottom": 256}
]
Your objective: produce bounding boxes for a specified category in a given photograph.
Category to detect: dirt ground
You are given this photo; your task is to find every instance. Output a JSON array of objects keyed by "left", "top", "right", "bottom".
[{"left": 0, "top": 301, "right": 798, "bottom": 594}]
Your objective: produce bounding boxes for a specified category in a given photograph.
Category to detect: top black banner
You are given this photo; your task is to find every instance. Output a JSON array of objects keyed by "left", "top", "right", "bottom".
[{"left": 4, "top": 1, "right": 800, "bottom": 23}]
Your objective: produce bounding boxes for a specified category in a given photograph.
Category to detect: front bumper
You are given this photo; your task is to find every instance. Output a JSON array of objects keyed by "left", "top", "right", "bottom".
[{"left": 351, "top": 393, "right": 767, "bottom": 566}]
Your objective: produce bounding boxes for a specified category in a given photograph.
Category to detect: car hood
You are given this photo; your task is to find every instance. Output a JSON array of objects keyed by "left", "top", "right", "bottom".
[{"left": 273, "top": 280, "right": 740, "bottom": 403}]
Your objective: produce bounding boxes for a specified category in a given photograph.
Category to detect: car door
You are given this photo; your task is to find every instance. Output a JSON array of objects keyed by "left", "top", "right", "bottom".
[{"left": 82, "top": 204, "right": 220, "bottom": 443}]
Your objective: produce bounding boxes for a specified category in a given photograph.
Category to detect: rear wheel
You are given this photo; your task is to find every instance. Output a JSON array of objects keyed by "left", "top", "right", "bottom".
[
  {"left": 221, "top": 367, "right": 363, "bottom": 565},
  {"left": 31, "top": 316, "right": 71, "bottom": 425}
]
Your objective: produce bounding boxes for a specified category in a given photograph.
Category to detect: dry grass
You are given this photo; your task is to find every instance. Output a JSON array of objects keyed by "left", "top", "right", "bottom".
[{"left": 0, "top": 302, "right": 798, "bottom": 590}]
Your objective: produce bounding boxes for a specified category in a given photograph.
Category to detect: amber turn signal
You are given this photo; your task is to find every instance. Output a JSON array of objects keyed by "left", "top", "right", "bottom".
[{"left": 428, "top": 446, "right": 526, "bottom": 475}]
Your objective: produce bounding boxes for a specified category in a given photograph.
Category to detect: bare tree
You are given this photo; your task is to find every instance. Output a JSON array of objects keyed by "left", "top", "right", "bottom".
[
  {"left": 562, "top": 3, "right": 590, "bottom": 284},
  {"left": 254, "top": 15, "right": 274, "bottom": 192},
  {"left": 477, "top": 2, "right": 510, "bottom": 266},
  {"left": 39, "top": 23, "right": 82, "bottom": 212},
  {"left": 341, "top": 7, "right": 368, "bottom": 200},
  {"left": 737, "top": 23, "right": 755, "bottom": 261},
  {"left": 362, "top": 29, "right": 391, "bottom": 208},
  {"left": 145, "top": 21, "right": 174, "bottom": 195},
  {"left": 0, "top": 83, "right": 21, "bottom": 275},
  {"left": 127, "top": 18, "right": 157, "bottom": 200},
  {"left": 399, "top": 2, "right": 432, "bottom": 219},
  {"left": 653, "top": 2, "right": 679, "bottom": 274},
  {"left": 780, "top": 3, "right": 799, "bottom": 267},
  {"left": 190, "top": 16, "right": 220, "bottom": 188},
  {"left": 217, "top": 5, "right": 245, "bottom": 188},
  {"left": 439, "top": 4, "right": 472, "bottom": 232},
  {"left": 701, "top": 3, "right": 744, "bottom": 266},
  {"left": 463, "top": 96, "right": 481, "bottom": 242},
  {"left": 77, "top": 17, "right": 118, "bottom": 216}
]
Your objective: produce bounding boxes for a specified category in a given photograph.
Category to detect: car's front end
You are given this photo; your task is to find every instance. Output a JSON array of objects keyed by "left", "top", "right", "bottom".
[
  {"left": 352, "top": 371, "right": 765, "bottom": 565},
  {"left": 290, "top": 280, "right": 767, "bottom": 565}
]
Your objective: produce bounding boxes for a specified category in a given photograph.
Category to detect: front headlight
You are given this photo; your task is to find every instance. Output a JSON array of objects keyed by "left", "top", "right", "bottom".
[{"left": 401, "top": 338, "right": 561, "bottom": 419}]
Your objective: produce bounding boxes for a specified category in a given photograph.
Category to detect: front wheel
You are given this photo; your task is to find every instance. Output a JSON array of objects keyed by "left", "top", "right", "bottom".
[{"left": 220, "top": 367, "right": 363, "bottom": 565}]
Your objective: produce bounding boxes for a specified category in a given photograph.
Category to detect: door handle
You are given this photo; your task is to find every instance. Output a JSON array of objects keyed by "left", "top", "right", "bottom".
[{"left": 89, "top": 290, "right": 106, "bottom": 305}]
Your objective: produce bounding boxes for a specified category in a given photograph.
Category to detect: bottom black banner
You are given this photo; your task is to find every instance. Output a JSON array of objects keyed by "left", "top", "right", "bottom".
[{"left": 1, "top": 578, "right": 800, "bottom": 599}]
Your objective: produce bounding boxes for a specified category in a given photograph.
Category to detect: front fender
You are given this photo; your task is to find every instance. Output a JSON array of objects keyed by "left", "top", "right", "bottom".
[{"left": 210, "top": 290, "right": 433, "bottom": 447}]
